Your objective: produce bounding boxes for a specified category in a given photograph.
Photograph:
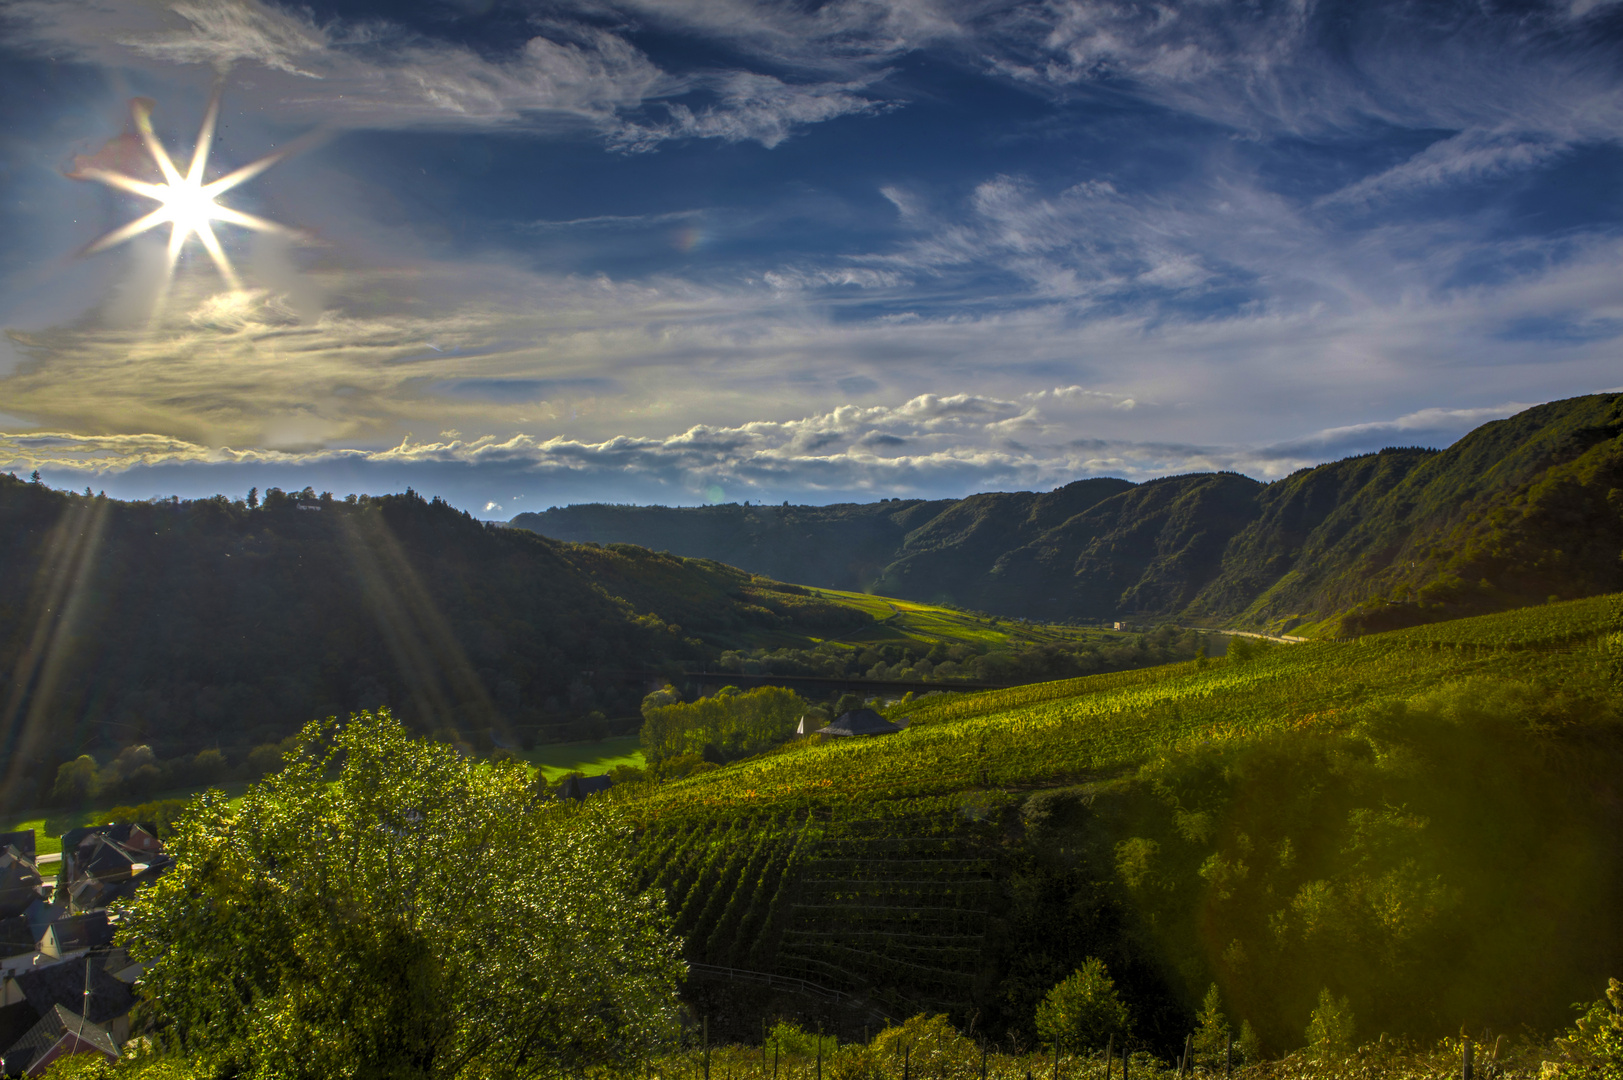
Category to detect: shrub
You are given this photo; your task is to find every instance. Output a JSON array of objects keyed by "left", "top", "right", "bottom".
[
  {"left": 1034, "top": 958, "right": 1132, "bottom": 1053},
  {"left": 833, "top": 1016, "right": 974, "bottom": 1080},
  {"left": 1304, "top": 988, "right": 1356, "bottom": 1060},
  {"left": 1552, "top": 978, "right": 1623, "bottom": 1079}
]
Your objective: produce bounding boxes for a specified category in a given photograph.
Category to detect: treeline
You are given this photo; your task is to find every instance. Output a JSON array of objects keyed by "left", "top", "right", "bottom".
[
  {"left": 46, "top": 736, "right": 301, "bottom": 808},
  {"left": 714, "top": 626, "right": 1210, "bottom": 684},
  {"left": 639, "top": 684, "right": 811, "bottom": 764}
]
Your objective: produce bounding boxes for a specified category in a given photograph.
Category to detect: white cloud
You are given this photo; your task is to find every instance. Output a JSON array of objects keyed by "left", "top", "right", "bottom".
[
  {"left": 1256, "top": 404, "right": 1534, "bottom": 460},
  {"left": 611, "top": 72, "right": 889, "bottom": 151},
  {"left": 1320, "top": 129, "right": 1574, "bottom": 208},
  {"left": 8, "top": 0, "right": 665, "bottom": 130},
  {"left": 0, "top": 393, "right": 1553, "bottom": 513},
  {"left": 3, "top": 0, "right": 886, "bottom": 148}
]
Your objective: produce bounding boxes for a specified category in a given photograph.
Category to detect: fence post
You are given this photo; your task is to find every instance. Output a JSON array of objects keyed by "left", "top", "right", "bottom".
[
  {"left": 1182, "top": 1033, "right": 1193, "bottom": 1077},
  {"left": 1104, "top": 1036, "right": 1114, "bottom": 1080},
  {"left": 905, "top": 1047, "right": 911, "bottom": 1080},
  {"left": 982, "top": 1045, "right": 989, "bottom": 1080},
  {"left": 1054, "top": 1042, "right": 1061, "bottom": 1080},
  {"left": 1224, "top": 1036, "right": 1232, "bottom": 1080},
  {"left": 1463, "top": 1037, "right": 1474, "bottom": 1080},
  {"left": 1122, "top": 1045, "right": 1128, "bottom": 1080}
]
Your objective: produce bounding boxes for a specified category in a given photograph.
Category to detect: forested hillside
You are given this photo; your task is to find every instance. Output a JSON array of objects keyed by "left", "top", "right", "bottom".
[
  {"left": 515, "top": 394, "right": 1623, "bottom": 633},
  {"left": 0, "top": 478, "right": 877, "bottom": 806},
  {"left": 613, "top": 594, "right": 1623, "bottom": 1055}
]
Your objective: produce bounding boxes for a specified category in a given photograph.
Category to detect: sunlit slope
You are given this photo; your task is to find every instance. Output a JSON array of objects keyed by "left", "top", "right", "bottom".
[
  {"left": 803, "top": 586, "right": 1139, "bottom": 649},
  {"left": 627, "top": 593, "right": 1618, "bottom": 819},
  {"left": 618, "top": 594, "right": 1622, "bottom": 1041}
]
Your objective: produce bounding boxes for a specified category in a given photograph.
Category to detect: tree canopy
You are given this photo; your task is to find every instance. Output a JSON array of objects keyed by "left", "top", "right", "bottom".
[{"left": 117, "top": 710, "right": 685, "bottom": 1080}]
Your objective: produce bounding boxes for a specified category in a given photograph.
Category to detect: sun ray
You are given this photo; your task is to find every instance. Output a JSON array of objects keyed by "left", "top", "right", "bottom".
[
  {"left": 131, "top": 98, "right": 183, "bottom": 187},
  {"left": 83, "top": 205, "right": 172, "bottom": 255},
  {"left": 73, "top": 88, "right": 307, "bottom": 302},
  {"left": 208, "top": 203, "right": 300, "bottom": 237},
  {"left": 196, "top": 220, "right": 242, "bottom": 290},
  {"left": 187, "top": 93, "right": 219, "bottom": 186}
]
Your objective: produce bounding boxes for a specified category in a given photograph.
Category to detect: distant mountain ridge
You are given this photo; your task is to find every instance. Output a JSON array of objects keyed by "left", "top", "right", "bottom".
[{"left": 511, "top": 394, "right": 1623, "bottom": 633}]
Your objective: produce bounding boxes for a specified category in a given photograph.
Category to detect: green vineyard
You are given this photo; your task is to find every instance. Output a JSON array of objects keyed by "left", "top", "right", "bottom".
[{"left": 616, "top": 593, "right": 1623, "bottom": 1049}]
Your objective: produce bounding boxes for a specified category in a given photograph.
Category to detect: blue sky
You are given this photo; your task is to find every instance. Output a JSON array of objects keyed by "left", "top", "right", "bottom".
[{"left": 1, "top": 0, "right": 1620, "bottom": 515}]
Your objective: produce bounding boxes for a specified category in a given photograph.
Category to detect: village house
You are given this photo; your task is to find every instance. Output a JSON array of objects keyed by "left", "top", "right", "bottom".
[
  {"left": 1, "top": 1003, "right": 119, "bottom": 1077},
  {"left": 0, "top": 825, "right": 170, "bottom": 1075}
]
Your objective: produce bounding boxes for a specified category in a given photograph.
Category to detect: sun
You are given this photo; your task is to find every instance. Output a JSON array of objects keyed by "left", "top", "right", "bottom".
[{"left": 72, "top": 92, "right": 303, "bottom": 292}]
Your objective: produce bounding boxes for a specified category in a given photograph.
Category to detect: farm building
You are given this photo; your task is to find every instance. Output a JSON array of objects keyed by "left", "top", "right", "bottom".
[{"left": 820, "top": 709, "right": 906, "bottom": 738}]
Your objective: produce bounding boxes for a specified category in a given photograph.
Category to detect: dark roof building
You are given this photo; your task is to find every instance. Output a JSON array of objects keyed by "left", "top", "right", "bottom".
[
  {"left": 557, "top": 774, "right": 614, "bottom": 801},
  {"left": 0, "top": 834, "right": 35, "bottom": 863},
  {"left": 12, "top": 953, "right": 135, "bottom": 1028},
  {"left": 820, "top": 709, "right": 907, "bottom": 738},
  {"left": 0, "top": 848, "right": 43, "bottom": 921},
  {"left": 37, "top": 913, "right": 114, "bottom": 962},
  {"left": 1, "top": 1003, "right": 118, "bottom": 1077},
  {"left": 0, "top": 1001, "right": 41, "bottom": 1065},
  {"left": 0, "top": 918, "right": 36, "bottom": 963},
  {"left": 58, "top": 827, "right": 169, "bottom": 914}
]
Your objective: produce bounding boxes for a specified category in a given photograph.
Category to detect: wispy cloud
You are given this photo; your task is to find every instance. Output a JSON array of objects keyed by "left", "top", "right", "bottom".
[
  {"left": 4, "top": 0, "right": 888, "bottom": 148},
  {"left": 610, "top": 72, "right": 892, "bottom": 151}
]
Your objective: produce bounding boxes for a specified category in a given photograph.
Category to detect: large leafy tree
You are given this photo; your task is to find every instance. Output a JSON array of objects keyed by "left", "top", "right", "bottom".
[{"left": 118, "top": 711, "right": 684, "bottom": 1080}]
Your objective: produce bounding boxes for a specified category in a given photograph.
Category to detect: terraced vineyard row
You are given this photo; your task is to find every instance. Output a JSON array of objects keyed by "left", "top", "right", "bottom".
[
  {"left": 773, "top": 806, "right": 998, "bottom": 1018},
  {"left": 627, "top": 631, "right": 1611, "bottom": 819},
  {"left": 1374, "top": 592, "right": 1621, "bottom": 648}
]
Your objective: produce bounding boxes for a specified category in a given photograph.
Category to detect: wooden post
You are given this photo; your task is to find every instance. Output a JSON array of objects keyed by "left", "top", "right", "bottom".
[
  {"left": 982, "top": 1045, "right": 989, "bottom": 1080},
  {"left": 1224, "top": 1036, "right": 1232, "bottom": 1079},
  {"left": 1182, "top": 1033, "right": 1193, "bottom": 1077},
  {"left": 1463, "top": 1037, "right": 1474, "bottom": 1080},
  {"left": 1104, "top": 1036, "right": 1114, "bottom": 1080},
  {"left": 1121, "top": 1045, "right": 1128, "bottom": 1080},
  {"left": 905, "top": 1047, "right": 911, "bottom": 1080},
  {"left": 1054, "top": 1041, "right": 1061, "bottom": 1080},
  {"left": 773, "top": 1044, "right": 779, "bottom": 1080}
]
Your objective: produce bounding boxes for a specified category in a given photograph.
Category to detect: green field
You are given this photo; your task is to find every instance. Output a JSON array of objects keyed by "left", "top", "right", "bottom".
[
  {"left": 524, "top": 735, "right": 647, "bottom": 781},
  {"left": 2, "top": 782, "right": 253, "bottom": 855},
  {"left": 4, "top": 738, "right": 651, "bottom": 844},
  {"left": 805, "top": 587, "right": 1135, "bottom": 649}
]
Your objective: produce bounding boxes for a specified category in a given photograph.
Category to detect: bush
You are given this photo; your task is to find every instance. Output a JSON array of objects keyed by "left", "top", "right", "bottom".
[
  {"left": 1304, "top": 988, "right": 1356, "bottom": 1060},
  {"left": 1034, "top": 958, "right": 1132, "bottom": 1053},
  {"left": 832, "top": 1016, "right": 974, "bottom": 1080},
  {"left": 1552, "top": 978, "right": 1623, "bottom": 1079},
  {"left": 51, "top": 755, "right": 99, "bottom": 804}
]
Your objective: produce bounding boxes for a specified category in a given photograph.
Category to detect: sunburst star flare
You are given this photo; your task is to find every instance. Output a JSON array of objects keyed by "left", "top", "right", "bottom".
[{"left": 70, "top": 93, "right": 305, "bottom": 295}]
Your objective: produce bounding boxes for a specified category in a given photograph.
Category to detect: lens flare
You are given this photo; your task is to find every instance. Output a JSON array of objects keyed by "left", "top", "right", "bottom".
[{"left": 71, "top": 91, "right": 304, "bottom": 296}]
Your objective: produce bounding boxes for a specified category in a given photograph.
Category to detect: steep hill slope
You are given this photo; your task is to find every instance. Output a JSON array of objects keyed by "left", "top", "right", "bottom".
[
  {"left": 0, "top": 479, "right": 879, "bottom": 798},
  {"left": 612, "top": 594, "right": 1623, "bottom": 1053},
  {"left": 512, "top": 394, "right": 1623, "bottom": 631}
]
